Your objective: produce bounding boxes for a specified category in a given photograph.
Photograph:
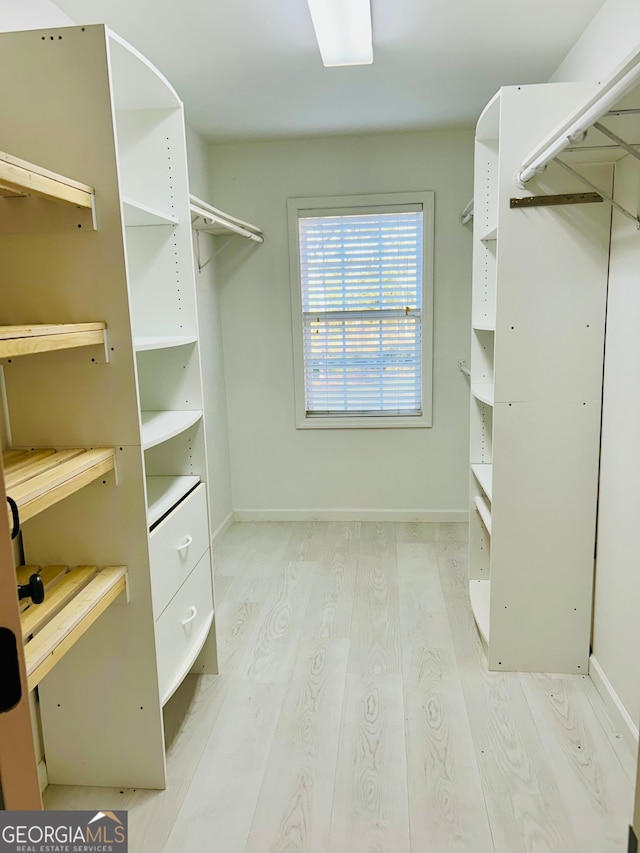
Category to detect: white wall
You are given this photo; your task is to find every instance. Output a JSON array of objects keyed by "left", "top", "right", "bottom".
[
  {"left": 553, "top": 0, "right": 640, "bottom": 736},
  {"left": 0, "top": 0, "right": 73, "bottom": 30},
  {"left": 209, "top": 130, "right": 473, "bottom": 519},
  {"left": 186, "top": 127, "right": 211, "bottom": 201},
  {"left": 186, "top": 127, "right": 234, "bottom": 538},
  {"left": 552, "top": 0, "right": 640, "bottom": 83}
]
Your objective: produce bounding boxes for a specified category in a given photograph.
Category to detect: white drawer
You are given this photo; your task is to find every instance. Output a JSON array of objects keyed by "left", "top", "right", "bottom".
[
  {"left": 149, "top": 483, "right": 209, "bottom": 618},
  {"left": 155, "top": 550, "right": 214, "bottom": 704}
]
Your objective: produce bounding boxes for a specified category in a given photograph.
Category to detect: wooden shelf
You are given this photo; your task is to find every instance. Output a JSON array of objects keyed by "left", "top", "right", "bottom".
[
  {"left": 0, "top": 150, "right": 94, "bottom": 209},
  {"left": 469, "top": 579, "right": 490, "bottom": 646},
  {"left": 471, "top": 383, "right": 495, "bottom": 406},
  {"left": 146, "top": 475, "right": 200, "bottom": 528},
  {"left": 471, "top": 463, "right": 493, "bottom": 502},
  {"left": 134, "top": 335, "right": 197, "bottom": 352},
  {"left": 474, "top": 494, "right": 492, "bottom": 535},
  {"left": 19, "top": 564, "right": 127, "bottom": 691},
  {"left": 0, "top": 323, "right": 106, "bottom": 359},
  {"left": 122, "top": 197, "right": 178, "bottom": 227},
  {"left": 141, "top": 410, "right": 202, "bottom": 450},
  {"left": 3, "top": 447, "right": 115, "bottom": 525}
]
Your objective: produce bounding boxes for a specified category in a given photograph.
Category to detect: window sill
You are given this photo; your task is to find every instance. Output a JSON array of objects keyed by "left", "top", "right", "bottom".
[{"left": 295, "top": 414, "right": 432, "bottom": 430}]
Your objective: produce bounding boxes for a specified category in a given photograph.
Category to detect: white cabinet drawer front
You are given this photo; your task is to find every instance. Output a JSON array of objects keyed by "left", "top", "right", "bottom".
[
  {"left": 149, "top": 483, "right": 209, "bottom": 618},
  {"left": 155, "top": 550, "right": 213, "bottom": 704}
]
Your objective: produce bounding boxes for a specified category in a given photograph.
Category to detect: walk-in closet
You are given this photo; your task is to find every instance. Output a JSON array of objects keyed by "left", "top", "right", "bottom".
[{"left": 0, "top": 1, "right": 639, "bottom": 852}]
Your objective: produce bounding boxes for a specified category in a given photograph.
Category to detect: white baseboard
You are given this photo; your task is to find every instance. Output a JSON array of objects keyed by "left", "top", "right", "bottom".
[
  {"left": 232, "top": 509, "right": 468, "bottom": 523},
  {"left": 589, "top": 654, "right": 639, "bottom": 754},
  {"left": 37, "top": 758, "right": 48, "bottom": 793},
  {"left": 211, "top": 511, "right": 235, "bottom": 547}
]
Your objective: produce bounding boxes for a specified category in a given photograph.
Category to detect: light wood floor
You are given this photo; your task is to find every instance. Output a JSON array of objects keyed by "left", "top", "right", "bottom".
[{"left": 45, "top": 522, "right": 635, "bottom": 852}]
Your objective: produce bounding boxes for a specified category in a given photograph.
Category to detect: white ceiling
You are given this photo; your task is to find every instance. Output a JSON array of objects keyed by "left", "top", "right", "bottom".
[{"left": 52, "top": 0, "right": 606, "bottom": 141}]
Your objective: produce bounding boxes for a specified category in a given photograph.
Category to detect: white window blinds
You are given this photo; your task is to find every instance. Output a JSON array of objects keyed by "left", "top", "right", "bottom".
[{"left": 298, "top": 208, "right": 423, "bottom": 417}]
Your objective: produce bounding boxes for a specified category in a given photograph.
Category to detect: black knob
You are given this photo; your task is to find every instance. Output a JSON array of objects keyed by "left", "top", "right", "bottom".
[
  {"left": 7, "top": 496, "right": 20, "bottom": 540},
  {"left": 18, "top": 574, "right": 45, "bottom": 605}
]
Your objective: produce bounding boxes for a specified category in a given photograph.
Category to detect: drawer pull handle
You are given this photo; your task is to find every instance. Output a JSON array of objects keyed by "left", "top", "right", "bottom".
[
  {"left": 182, "top": 606, "right": 198, "bottom": 626},
  {"left": 177, "top": 535, "right": 193, "bottom": 553}
]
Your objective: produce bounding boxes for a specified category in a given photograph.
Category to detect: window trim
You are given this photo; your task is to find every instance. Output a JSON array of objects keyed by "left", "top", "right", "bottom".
[{"left": 288, "top": 191, "right": 434, "bottom": 430}]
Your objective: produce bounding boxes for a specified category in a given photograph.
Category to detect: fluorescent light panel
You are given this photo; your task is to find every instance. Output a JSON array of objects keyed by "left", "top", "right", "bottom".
[{"left": 307, "top": 0, "right": 373, "bottom": 67}]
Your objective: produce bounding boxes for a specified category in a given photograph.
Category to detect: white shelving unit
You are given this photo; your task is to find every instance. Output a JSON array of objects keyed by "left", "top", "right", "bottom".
[
  {"left": 474, "top": 495, "right": 492, "bottom": 535},
  {"left": 470, "top": 384, "right": 494, "bottom": 406},
  {"left": 469, "top": 579, "right": 490, "bottom": 646},
  {"left": 134, "top": 335, "right": 198, "bottom": 352},
  {"left": 472, "top": 321, "right": 496, "bottom": 333},
  {"left": 479, "top": 225, "right": 497, "bottom": 243},
  {"left": 471, "top": 463, "right": 493, "bottom": 502},
  {"left": 122, "top": 197, "right": 179, "bottom": 227},
  {"left": 141, "top": 410, "right": 203, "bottom": 450},
  {"left": 0, "top": 24, "right": 217, "bottom": 790},
  {"left": 146, "top": 475, "right": 200, "bottom": 528},
  {"left": 468, "top": 81, "right": 614, "bottom": 673},
  {"left": 0, "top": 156, "right": 129, "bottom": 804}
]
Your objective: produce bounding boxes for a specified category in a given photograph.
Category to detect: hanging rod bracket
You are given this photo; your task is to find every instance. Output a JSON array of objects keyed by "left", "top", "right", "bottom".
[
  {"left": 510, "top": 192, "right": 603, "bottom": 209},
  {"left": 194, "top": 227, "right": 237, "bottom": 273},
  {"left": 593, "top": 121, "right": 640, "bottom": 163},
  {"left": 554, "top": 158, "right": 640, "bottom": 228}
]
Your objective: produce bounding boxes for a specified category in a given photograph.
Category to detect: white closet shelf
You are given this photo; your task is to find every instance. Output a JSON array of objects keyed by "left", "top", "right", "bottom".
[
  {"left": 4, "top": 447, "right": 115, "bottom": 525},
  {"left": 134, "top": 335, "right": 198, "bottom": 352},
  {"left": 473, "top": 321, "right": 496, "bottom": 333},
  {"left": 475, "top": 495, "right": 492, "bottom": 535},
  {"left": 146, "top": 475, "right": 200, "bottom": 528},
  {"left": 471, "top": 463, "right": 493, "bottom": 502},
  {"left": 471, "top": 383, "right": 495, "bottom": 406},
  {"left": 141, "top": 410, "right": 202, "bottom": 450},
  {"left": 122, "top": 197, "right": 178, "bottom": 227},
  {"left": 480, "top": 225, "right": 498, "bottom": 242},
  {"left": 189, "top": 193, "right": 263, "bottom": 243},
  {"left": 19, "top": 563, "right": 127, "bottom": 691},
  {"left": 0, "top": 150, "right": 94, "bottom": 209},
  {"left": 469, "top": 579, "right": 490, "bottom": 646},
  {"left": 0, "top": 323, "right": 106, "bottom": 359}
]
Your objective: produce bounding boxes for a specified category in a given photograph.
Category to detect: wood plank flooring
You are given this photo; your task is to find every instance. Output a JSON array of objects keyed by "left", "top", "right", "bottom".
[{"left": 44, "top": 522, "right": 634, "bottom": 852}]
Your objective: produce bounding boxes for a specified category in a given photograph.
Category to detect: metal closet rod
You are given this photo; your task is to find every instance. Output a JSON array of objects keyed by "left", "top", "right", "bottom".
[
  {"left": 517, "top": 46, "right": 640, "bottom": 184},
  {"left": 190, "top": 206, "right": 264, "bottom": 243},
  {"left": 188, "top": 192, "right": 264, "bottom": 243}
]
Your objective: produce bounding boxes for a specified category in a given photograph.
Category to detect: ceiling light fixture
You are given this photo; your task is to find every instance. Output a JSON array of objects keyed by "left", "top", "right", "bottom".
[{"left": 307, "top": 0, "right": 373, "bottom": 67}]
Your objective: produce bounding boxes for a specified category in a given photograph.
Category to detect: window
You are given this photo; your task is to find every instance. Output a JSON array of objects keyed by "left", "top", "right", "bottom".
[{"left": 288, "top": 192, "right": 434, "bottom": 428}]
